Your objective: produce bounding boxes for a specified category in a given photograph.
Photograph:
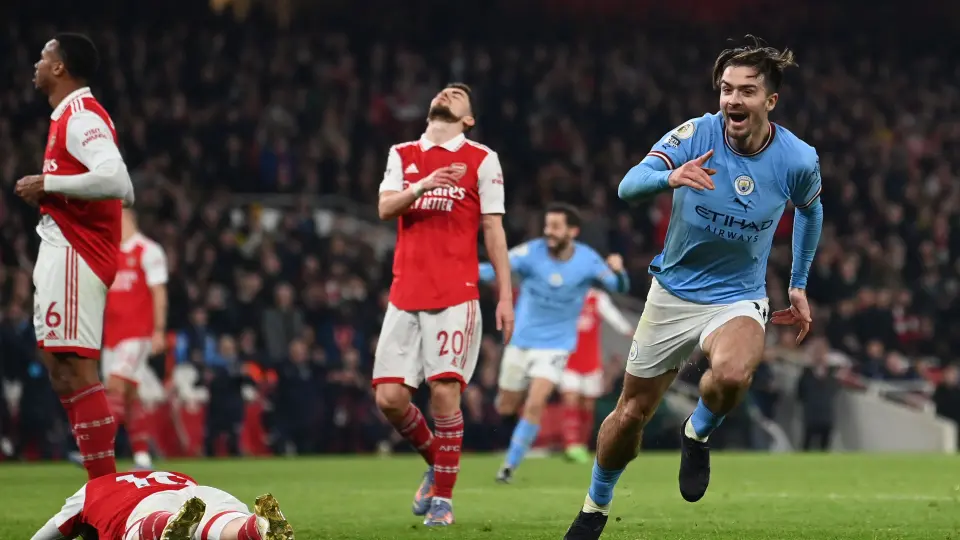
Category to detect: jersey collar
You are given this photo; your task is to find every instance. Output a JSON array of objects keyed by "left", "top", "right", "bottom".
[
  {"left": 419, "top": 133, "right": 466, "bottom": 152},
  {"left": 723, "top": 121, "right": 777, "bottom": 157},
  {"left": 51, "top": 87, "right": 93, "bottom": 121}
]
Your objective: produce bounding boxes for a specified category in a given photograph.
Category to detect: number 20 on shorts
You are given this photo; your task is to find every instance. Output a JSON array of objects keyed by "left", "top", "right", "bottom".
[{"left": 437, "top": 330, "right": 467, "bottom": 369}]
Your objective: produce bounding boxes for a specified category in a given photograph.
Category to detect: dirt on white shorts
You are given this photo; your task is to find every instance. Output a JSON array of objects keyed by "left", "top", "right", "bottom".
[
  {"left": 33, "top": 242, "right": 108, "bottom": 359},
  {"left": 497, "top": 345, "right": 570, "bottom": 392},
  {"left": 373, "top": 300, "right": 482, "bottom": 390},
  {"left": 560, "top": 369, "right": 605, "bottom": 398},
  {"left": 626, "top": 278, "right": 768, "bottom": 379},
  {"left": 102, "top": 338, "right": 152, "bottom": 385},
  {"left": 123, "top": 485, "right": 249, "bottom": 540}
]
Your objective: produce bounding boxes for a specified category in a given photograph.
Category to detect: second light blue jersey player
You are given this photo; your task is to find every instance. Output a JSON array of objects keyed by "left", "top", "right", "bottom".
[
  {"left": 480, "top": 238, "right": 628, "bottom": 352},
  {"left": 478, "top": 204, "right": 629, "bottom": 483},
  {"left": 637, "top": 111, "right": 821, "bottom": 304}
]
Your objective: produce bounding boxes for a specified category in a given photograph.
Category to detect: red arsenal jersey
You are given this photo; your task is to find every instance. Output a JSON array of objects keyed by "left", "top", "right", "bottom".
[
  {"left": 379, "top": 134, "right": 505, "bottom": 311},
  {"left": 566, "top": 289, "right": 634, "bottom": 374},
  {"left": 51, "top": 471, "right": 197, "bottom": 540},
  {"left": 39, "top": 87, "right": 123, "bottom": 287},
  {"left": 104, "top": 233, "right": 168, "bottom": 347}
]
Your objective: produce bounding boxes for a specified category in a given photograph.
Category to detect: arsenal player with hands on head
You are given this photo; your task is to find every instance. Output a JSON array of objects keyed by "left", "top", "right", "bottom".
[
  {"left": 30, "top": 470, "right": 294, "bottom": 540},
  {"left": 16, "top": 33, "right": 134, "bottom": 480},
  {"left": 374, "top": 83, "right": 514, "bottom": 527},
  {"left": 103, "top": 208, "right": 169, "bottom": 471}
]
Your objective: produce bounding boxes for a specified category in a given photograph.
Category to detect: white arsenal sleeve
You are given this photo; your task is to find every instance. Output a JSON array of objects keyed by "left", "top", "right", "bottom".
[
  {"left": 477, "top": 152, "right": 505, "bottom": 214},
  {"left": 30, "top": 485, "right": 85, "bottom": 540},
  {"left": 378, "top": 146, "right": 404, "bottom": 193},
  {"left": 141, "top": 241, "right": 169, "bottom": 286},
  {"left": 43, "top": 110, "right": 134, "bottom": 204}
]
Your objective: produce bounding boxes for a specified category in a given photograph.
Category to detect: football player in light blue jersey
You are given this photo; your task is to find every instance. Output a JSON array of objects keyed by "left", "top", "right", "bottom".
[
  {"left": 565, "top": 37, "right": 824, "bottom": 540},
  {"left": 478, "top": 203, "right": 630, "bottom": 483}
]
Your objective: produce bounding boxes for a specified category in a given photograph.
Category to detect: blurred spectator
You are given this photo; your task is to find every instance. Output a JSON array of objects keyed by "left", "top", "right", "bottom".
[
  {"left": 261, "top": 283, "right": 305, "bottom": 365},
  {"left": 1, "top": 0, "right": 959, "bottom": 457},
  {"left": 273, "top": 339, "right": 322, "bottom": 455},
  {"left": 750, "top": 351, "right": 780, "bottom": 421},
  {"left": 203, "top": 335, "right": 252, "bottom": 457},
  {"left": 796, "top": 338, "right": 841, "bottom": 452},
  {"left": 933, "top": 366, "right": 960, "bottom": 448}
]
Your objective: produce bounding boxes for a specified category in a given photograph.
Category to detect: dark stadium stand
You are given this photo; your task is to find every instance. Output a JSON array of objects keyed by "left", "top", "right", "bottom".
[{"left": 2, "top": 0, "right": 959, "bottom": 458}]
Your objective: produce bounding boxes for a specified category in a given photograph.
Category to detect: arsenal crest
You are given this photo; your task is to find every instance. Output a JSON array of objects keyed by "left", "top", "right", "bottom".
[{"left": 449, "top": 162, "right": 467, "bottom": 179}]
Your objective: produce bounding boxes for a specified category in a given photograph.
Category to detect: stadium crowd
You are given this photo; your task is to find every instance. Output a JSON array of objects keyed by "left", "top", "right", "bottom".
[{"left": 1, "top": 0, "right": 960, "bottom": 458}]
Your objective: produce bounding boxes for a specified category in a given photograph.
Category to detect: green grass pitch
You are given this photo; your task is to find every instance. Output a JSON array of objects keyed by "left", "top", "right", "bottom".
[{"left": 2, "top": 453, "right": 959, "bottom": 539}]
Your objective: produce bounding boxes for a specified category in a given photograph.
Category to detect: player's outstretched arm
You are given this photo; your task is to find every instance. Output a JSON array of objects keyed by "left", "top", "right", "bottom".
[
  {"left": 594, "top": 253, "right": 630, "bottom": 294},
  {"left": 44, "top": 111, "right": 134, "bottom": 203},
  {"left": 30, "top": 487, "right": 84, "bottom": 540},
  {"left": 618, "top": 160, "right": 673, "bottom": 201},
  {"left": 479, "top": 241, "right": 534, "bottom": 283},
  {"left": 29, "top": 516, "right": 69, "bottom": 540},
  {"left": 619, "top": 150, "right": 716, "bottom": 202}
]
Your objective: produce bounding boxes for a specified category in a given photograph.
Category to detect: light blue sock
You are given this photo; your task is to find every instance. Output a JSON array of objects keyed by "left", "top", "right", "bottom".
[
  {"left": 505, "top": 418, "right": 540, "bottom": 469},
  {"left": 689, "top": 398, "right": 725, "bottom": 438},
  {"left": 587, "top": 460, "right": 624, "bottom": 506}
]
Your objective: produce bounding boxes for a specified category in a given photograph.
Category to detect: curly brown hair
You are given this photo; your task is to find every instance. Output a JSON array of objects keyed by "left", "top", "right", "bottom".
[{"left": 712, "top": 35, "right": 797, "bottom": 93}]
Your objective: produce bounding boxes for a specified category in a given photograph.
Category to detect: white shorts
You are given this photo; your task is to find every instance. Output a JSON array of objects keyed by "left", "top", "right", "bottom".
[
  {"left": 123, "top": 485, "right": 249, "bottom": 540},
  {"left": 33, "top": 242, "right": 108, "bottom": 359},
  {"left": 626, "top": 278, "right": 768, "bottom": 379},
  {"left": 497, "top": 345, "right": 570, "bottom": 392},
  {"left": 103, "top": 338, "right": 152, "bottom": 385},
  {"left": 373, "top": 300, "right": 482, "bottom": 390},
  {"left": 560, "top": 369, "right": 605, "bottom": 398}
]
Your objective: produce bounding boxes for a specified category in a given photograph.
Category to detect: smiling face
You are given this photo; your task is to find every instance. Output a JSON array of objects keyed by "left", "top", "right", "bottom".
[
  {"left": 543, "top": 211, "right": 578, "bottom": 253},
  {"left": 719, "top": 65, "right": 778, "bottom": 142},
  {"left": 427, "top": 85, "right": 475, "bottom": 130}
]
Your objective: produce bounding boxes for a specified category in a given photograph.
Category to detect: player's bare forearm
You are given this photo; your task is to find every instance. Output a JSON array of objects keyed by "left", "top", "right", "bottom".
[
  {"left": 482, "top": 214, "right": 513, "bottom": 300},
  {"left": 377, "top": 188, "right": 423, "bottom": 221},
  {"left": 151, "top": 284, "right": 168, "bottom": 334}
]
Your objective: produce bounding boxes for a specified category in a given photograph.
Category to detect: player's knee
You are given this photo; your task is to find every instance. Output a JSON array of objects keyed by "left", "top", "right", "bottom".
[
  {"left": 46, "top": 368, "right": 73, "bottom": 396},
  {"left": 522, "top": 397, "right": 547, "bottom": 422},
  {"left": 582, "top": 399, "right": 596, "bottom": 414},
  {"left": 710, "top": 358, "right": 754, "bottom": 390},
  {"left": 495, "top": 398, "right": 518, "bottom": 416},
  {"left": 428, "top": 380, "right": 461, "bottom": 415},
  {"left": 495, "top": 390, "right": 523, "bottom": 415},
  {"left": 124, "top": 382, "right": 140, "bottom": 403},
  {"left": 616, "top": 394, "right": 656, "bottom": 429},
  {"left": 374, "top": 384, "right": 411, "bottom": 417}
]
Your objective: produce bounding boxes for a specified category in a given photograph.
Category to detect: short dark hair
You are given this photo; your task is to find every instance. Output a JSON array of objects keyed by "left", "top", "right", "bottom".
[
  {"left": 545, "top": 202, "right": 581, "bottom": 228},
  {"left": 712, "top": 35, "right": 796, "bottom": 94},
  {"left": 54, "top": 33, "right": 99, "bottom": 83}
]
